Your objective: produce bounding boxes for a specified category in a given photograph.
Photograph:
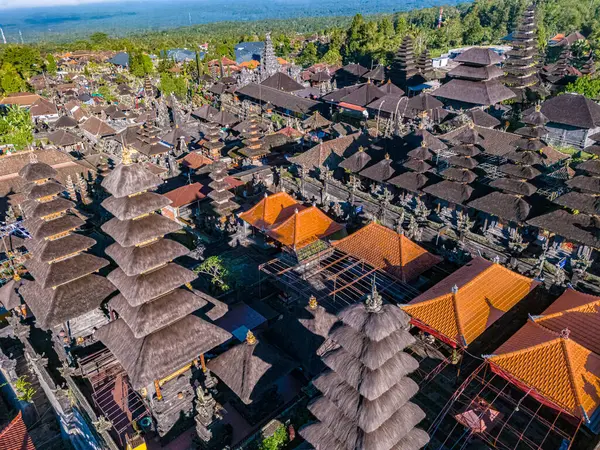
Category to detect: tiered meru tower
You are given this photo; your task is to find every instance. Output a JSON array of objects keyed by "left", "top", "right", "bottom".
[
  {"left": 503, "top": 5, "right": 540, "bottom": 101},
  {"left": 390, "top": 36, "right": 419, "bottom": 89},
  {"left": 96, "top": 153, "right": 232, "bottom": 436},
  {"left": 300, "top": 287, "right": 429, "bottom": 450},
  {"left": 19, "top": 156, "right": 115, "bottom": 356},
  {"left": 260, "top": 32, "right": 280, "bottom": 81}
]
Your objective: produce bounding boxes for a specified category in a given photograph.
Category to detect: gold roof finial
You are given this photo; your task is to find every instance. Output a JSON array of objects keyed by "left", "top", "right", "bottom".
[
  {"left": 308, "top": 295, "right": 318, "bottom": 310},
  {"left": 13, "top": 272, "right": 21, "bottom": 281},
  {"left": 246, "top": 330, "right": 257, "bottom": 345},
  {"left": 122, "top": 146, "right": 132, "bottom": 165},
  {"left": 29, "top": 151, "right": 38, "bottom": 164},
  {"left": 535, "top": 103, "right": 542, "bottom": 112}
]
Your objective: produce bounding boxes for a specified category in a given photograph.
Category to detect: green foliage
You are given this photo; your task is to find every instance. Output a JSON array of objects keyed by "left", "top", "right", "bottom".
[
  {"left": 159, "top": 72, "right": 188, "bottom": 99},
  {"left": 194, "top": 256, "right": 231, "bottom": 292},
  {"left": 89, "top": 32, "right": 109, "bottom": 46},
  {"left": 129, "top": 51, "right": 154, "bottom": 77},
  {"left": 0, "top": 106, "right": 34, "bottom": 150},
  {"left": 45, "top": 53, "right": 57, "bottom": 75},
  {"left": 0, "top": 63, "right": 27, "bottom": 94},
  {"left": 15, "top": 376, "right": 36, "bottom": 403},
  {"left": 259, "top": 425, "right": 288, "bottom": 450},
  {"left": 0, "top": 45, "right": 43, "bottom": 79},
  {"left": 297, "top": 42, "right": 319, "bottom": 66},
  {"left": 97, "top": 84, "right": 116, "bottom": 102},
  {"left": 565, "top": 75, "right": 600, "bottom": 98}
]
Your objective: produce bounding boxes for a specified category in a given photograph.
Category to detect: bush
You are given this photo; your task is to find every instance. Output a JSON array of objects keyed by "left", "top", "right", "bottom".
[{"left": 259, "top": 425, "right": 288, "bottom": 450}]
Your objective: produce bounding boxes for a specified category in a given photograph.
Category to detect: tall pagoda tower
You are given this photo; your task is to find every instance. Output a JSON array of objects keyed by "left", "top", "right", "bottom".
[
  {"left": 300, "top": 285, "right": 429, "bottom": 450},
  {"left": 202, "top": 122, "right": 224, "bottom": 161},
  {"left": 260, "top": 32, "right": 280, "bottom": 81},
  {"left": 503, "top": 5, "right": 540, "bottom": 102},
  {"left": 207, "top": 161, "right": 239, "bottom": 218},
  {"left": 417, "top": 48, "right": 435, "bottom": 80},
  {"left": 390, "top": 36, "right": 419, "bottom": 89},
  {"left": 95, "top": 151, "right": 232, "bottom": 436},
  {"left": 18, "top": 155, "right": 115, "bottom": 357}
]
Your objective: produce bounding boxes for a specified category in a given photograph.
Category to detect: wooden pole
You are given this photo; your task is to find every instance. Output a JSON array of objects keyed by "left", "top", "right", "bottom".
[{"left": 200, "top": 354, "right": 207, "bottom": 373}]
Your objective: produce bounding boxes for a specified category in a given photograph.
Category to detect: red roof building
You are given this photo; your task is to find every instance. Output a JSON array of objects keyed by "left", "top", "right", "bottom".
[{"left": 0, "top": 411, "right": 35, "bottom": 450}]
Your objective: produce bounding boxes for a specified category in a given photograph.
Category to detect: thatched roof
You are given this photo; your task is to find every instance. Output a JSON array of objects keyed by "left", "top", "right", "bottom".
[
  {"left": 359, "top": 158, "right": 395, "bottom": 182},
  {"left": 402, "top": 159, "right": 432, "bottom": 173},
  {"left": 567, "top": 175, "right": 600, "bottom": 194},
  {"left": 107, "top": 263, "right": 196, "bottom": 305},
  {"left": 577, "top": 159, "right": 600, "bottom": 176},
  {"left": 433, "top": 79, "right": 515, "bottom": 106},
  {"left": 339, "top": 150, "right": 371, "bottom": 173},
  {"left": 19, "top": 162, "right": 58, "bottom": 183},
  {"left": 109, "top": 289, "right": 209, "bottom": 338},
  {"left": 528, "top": 210, "right": 600, "bottom": 248},
  {"left": 207, "top": 334, "right": 296, "bottom": 404},
  {"left": 24, "top": 214, "right": 84, "bottom": 240},
  {"left": 21, "top": 197, "right": 74, "bottom": 220},
  {"left": 388, "top": 172, "right": 430, "bottom": 193},
  {"left": 0, "top": 278, "right": 28, "bottom": 310},
  {"left": 101, "top": 163, "right": 163, "bottom": 198},
  {"left": 300, "top": 300, "right": 429, "bottom": 450},
  {"left": 25, "top": 253, "right": 109, "bottom": 289},
  {"left": 489, "top": 178, "right": 537, "bottom": 196},
  {"left": 101, "top": 192, "right": 172, "bottom": 221},
  {"left": 440, "top": 167, "right": 477, "bottom": 183},
  {"left": 423, "top": 180, "right": 474, "bottom": 205},
  {"left": 22, "top": 181, "right": 64, "bottom": 200},
  {"left": 105, "top": 238, "right": 189, "bottom": 277},
  {"left": 96, "top": 316, "right": 232, "bottom": 390},
  {"left": 20, "top": 274, "right": 115, "bottom": 329},
  {"left": 554, "top": 191, "right": 600, "bottom": 215},
  {"left": 499, "top": 164, "right": 541, "bottom": 180},
  {"left": 468, "top": 191, "right": 531, "bottom": 222},
  {"left": 24, "top": 233, "right": 96, "bottom": 263},
  {"left": 101, "top": 214, "right": 182, "bottom": 247}
]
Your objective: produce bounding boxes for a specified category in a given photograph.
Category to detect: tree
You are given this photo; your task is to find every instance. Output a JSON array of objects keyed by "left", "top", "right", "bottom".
[
  {"left": 321, "top": 47, "right": 342, "bottom": 65},
  {"left": 0, "top": 106, "right": 34, "bottom": 150},
  {"left": 462, "top": 8, "right": 486, "bottom": 45},
  {"left": 297, "top": 42, "right": 319, "bottom": 66},
  {"left": 0, "top": 45, "right": 43, "bottom": 79},
  {"left": 89, "top": 32, "right": 109, "bottom": 46},
  {"left": 45, "top": 54, "right": 57, "bottom": 75},
  {"left": 0, "top": 63, "right": 27, "bottom": 94},
  {"left": 129, "top": 52, "right": 153, "bottom": 78},
  {"left": 194, "top": 256, "right": 230, "bottom": 292},
  {"left": 159, "top": 72, "right": 187, "bottom": 99},
  {"left": 565, "top": 75, "right": 600, "bottom": 98},
  {"left": 259, "top": 425, "right": 289, "bottom": 450}
]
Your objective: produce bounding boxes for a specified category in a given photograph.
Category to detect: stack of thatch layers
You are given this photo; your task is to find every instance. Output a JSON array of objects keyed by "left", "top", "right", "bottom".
[
  {"left": 300, "top": 287, "right": 429, "bottom": 450},
  {"left": 96, "top": 155, "right": 231, "bottom": 436},
  {"left": 18, "top": 157, "right": 114, "bottom": 355}
]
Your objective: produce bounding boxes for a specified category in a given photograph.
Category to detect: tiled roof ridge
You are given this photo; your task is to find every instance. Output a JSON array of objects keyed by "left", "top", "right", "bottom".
[
  {"left": 560, "top": 337, "right": 587, "bottom": 418},
  {"left": 535, "top": 298, "right": 600, "bottom": 323}
]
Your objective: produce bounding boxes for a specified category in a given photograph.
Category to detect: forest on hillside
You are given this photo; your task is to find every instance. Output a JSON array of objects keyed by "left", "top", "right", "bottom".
[{"left": 1, "top": 0, "right": 599, "bottom": 96}]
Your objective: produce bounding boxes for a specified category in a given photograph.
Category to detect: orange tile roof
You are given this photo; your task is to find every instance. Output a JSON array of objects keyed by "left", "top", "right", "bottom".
[
  {"left": 268, "top": 206, "right": 344, "bottom": 249},
  {"left": 488, "top": 321, "right": 600, "bottom": 421},
  {"left": 532, "top": 289, "right": 600, "bottom": 356},
  {"left": 332, "top": 222, "right": 441, "bottom": 281},
  {"left": 0, "top": 411, "right": 35, "bottom": 450},
  {"left": 239, "top": 60, "right": 260, "bottom": 69},
  {"left": 239, "top": 192, "right": 301, "bottom": 230},
  {"left": 0, "top": 92, "right": 41, "bottom": 106},
  {"left": 277, "top": 57, "right": 289, "bottom": 65},
  {"left": 402, "top": 257, "right": 538, "bottom": 347},
  {"left": 163, "top": 182, "right": 206, "bottom": 208},
  {"left": 178, "top": 152, "right": 213, "bottom": 170}
]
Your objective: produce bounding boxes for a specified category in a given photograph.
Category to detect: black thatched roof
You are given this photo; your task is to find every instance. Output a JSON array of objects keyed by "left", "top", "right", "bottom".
[
  {"left": 101, "top": 192, "right": 171, "bottom": 221},
  {"left": 22, "top": 180, "right": 64, "bottom": 200},
  {"left": 109, "top": 289, "right": 209, "bottom": 338},
  {"left": 54, "top": 115, "right": 78, "bottom": 129},
  {"left": 21, "top": 274, "right": 115, "bottom": 329},
  {"left": 237, "top": 83, "right": 320, "bottom": 115},
  {"left": 101, "top": 163, "right": 163, "bottom": 198},
  {"left": 504, "top": 150, "right": 544, "bottom": 166},
  {"left": 449, "top": 145, "right": 481, "bottom": 157},
  {"left": 22, "top": 197, "right": 74, "bottom": 220},
  {"left": 24, "top": 214, "right": 85, "bottom": 240},
  {"left": 525, "top": 94, "right": 600, "bottom": 129},
  {"left": 260, "top": 72, "right": 305, "bottom": 92},
  {"left": 465, "top": 108, "right": 501, "bottom": 128},
  {"left": 577, "top": 159, "right": 600, "bottom": 176},
  {"left": 499, "top": 164, "right": 541, "bottom": 180},
  {"left": 359, "top": 158, "right": 395, "bottom": 182},
  {"left": 489, "top": 178, "right": 537, "bottom": 196},
  {"left": 441, "top": 167, "right": 477, "bottom": 183},
  {"left": 447, "top": 155, "right": 478, "bottom": 169},
  {"left": 300, "top": 299, "right": 429, "bottom": 450},
  {"left": 433, "top": 79, "right": 516, "bottom": 106},
  {"left": 340, "top": 83, "right": 386, "bottom": 107},
  {"left": 402, "top": 159, "right": 432, "bottom": 173},
  {"left": 566, "top": 175, "right": 600, "bottom": 194},
  {"left": 107, "top": 263, "right": 196, "bottom": 306},
  {"left": 101, "top": 214, "right": 182, "bottom": 247},
  {"left": 340, "top": 63, "right": 369, "bottom": 77},
  {"left": 47, "top": 130, "right": 81, "bottom": 147},
  {"left": 96, "top": 316, "right": 232, "bottom": 390},
  {"left": 407, "top": 146, "right": 435, "bottom": 161},
  {"left": 19, "top": 162, "right": 58, "bottom": 183},
  {"left": 24, "top": 233, "right": 96, "bottom": 263},
  {"left": 364, "top": 65, "right": 386, "bottom": 82},
  {"left": 407, "top": 93, "right": 443, "bottom": 112},
  {"left": 423, "top": 180, "right": 474, "bottom": 205},
  {"left": 0, "top": 278, "right": 28, "bottom": 310},
  {"left": 380, "top": 80, "right": 405, "bottom": 96},
  {"left": 454, "top": 48, "right": 504, "bottom": 66},
  {"left": 25, "top": 253, "right": 109, "bottom": 289},
  {"left": 527, "top": 210, "right": 600, "bottom": 248},
  {"left": 404, "top": 128, "right": 447, "bottom": 152},
  {"left": 554, "top": 191, "right": 600, "bottom": 215},
  {"left": 448, "top": 64, "right": 504, "bottom": 81},
  {"left": 388, "top": 172, "right": 430, "bottom": 193},
  {"left": 339, "top": 150, "right": 372, "bottom": 173},
  {"left": 207, "top": 333, "right": 296, "bottom": 404},
  {"left": 468, "top": 191, "right": 531, "bottom": 222},
  {"left": 583, "top": 145, "right": 600, "bottom": 157},
  {"left": 105, "top": 238, "right": 189, "bottom": 277},
  {"left": 512, "top": 138, "right": 546, "bottom": 152}
]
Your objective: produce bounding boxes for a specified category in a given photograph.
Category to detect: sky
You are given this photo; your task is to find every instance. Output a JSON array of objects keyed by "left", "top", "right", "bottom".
[{"left": 0, "top": 0, "right": 124, "bottom": 8}]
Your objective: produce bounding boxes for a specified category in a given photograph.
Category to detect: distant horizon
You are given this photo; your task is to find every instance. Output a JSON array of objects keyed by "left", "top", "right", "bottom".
[{"left": 0, "top": 0, "right": 463, "bottom": 43}]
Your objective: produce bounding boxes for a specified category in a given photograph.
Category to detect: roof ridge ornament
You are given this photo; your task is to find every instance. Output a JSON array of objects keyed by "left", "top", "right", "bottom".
[
  {"left": 560, "top": 328, "right": 571, "bottom": 340},
  {"left": 365, "top": 277, "right": 383, "bottom": 313},
  {"left": 308, "top": 295, "right": 318, "bottom": 310},
  {"left": 246, "top": 330, "right": 257, "bottom": 345},
  {"left": 29, "top": 151, "right": 38, "bottom": 164}
]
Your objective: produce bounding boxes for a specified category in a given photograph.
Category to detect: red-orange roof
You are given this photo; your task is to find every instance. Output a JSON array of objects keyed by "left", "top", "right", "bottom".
[
  {"left": 403, "top": 257, "right": 538, "bottom": 347},
  {"left": 239, "top": 60, "right": 260, "bottom": 69},
  {"left": 488, "top": 321, "right": 600, "bottom": 421},
  {"left": 239, "top": 192, "right": 301, "bottom": 230},
  {"left": 338, "top": 102, "right": 366, "bottom": 112},
  {"left": 163, "top": 182, "right": 206, "bottom": 208},
  {"left": 332, "top": 222, "right": 441, "bottom": 281},
  {"left": 277, "top": 126, "right": 304, "bottom": 139},
  {"left": 268, "top": 206, "right": 343, "bottom": 249},
  {"left": 178, "top": 152, "right": 213, "bottom": 170},
  {"left": 0, "top": 411, "right": 35, "bottom": 450}
]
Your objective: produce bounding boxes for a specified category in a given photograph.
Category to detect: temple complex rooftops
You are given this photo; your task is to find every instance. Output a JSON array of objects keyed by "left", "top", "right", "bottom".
[
  {"left": 525, "top": 94, "right": 600, "bottom": 130},
  {"left": 332, "top": 222, "right": 441, "bottom": 281},
  {"left": 239, "top": 191, "right": 300, "bottom": 230},
  {"left": 403, "top": 257, "right": 539, "bottom": 348}
]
